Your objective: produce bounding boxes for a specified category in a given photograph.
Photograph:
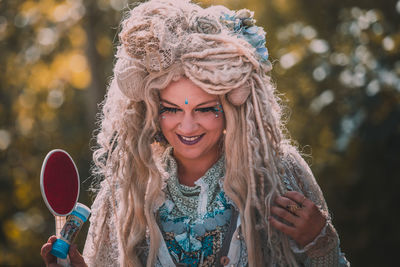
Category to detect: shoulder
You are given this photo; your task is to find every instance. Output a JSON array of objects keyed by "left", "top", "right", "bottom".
[
  {"left": 278, "top": 145, "right": 310, "bottom": 190},
  {"left": 83, "top": 179, "right": 121, "bottom": 266},
  {"left": 89, "top": 179, "right": 120, "bottom": 226},
  {"left": 280, "top": 144, "right": 313, "bottom": 178},
  {"left": 279, "top": 144, "right": 329, "bottom": 209},
  {"left": 91, "top": 180, "right": 114, "bottom": 210}
]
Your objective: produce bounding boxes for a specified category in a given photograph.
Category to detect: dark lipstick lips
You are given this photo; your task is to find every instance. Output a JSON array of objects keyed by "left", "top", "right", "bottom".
[{"left": 177, "top": 133, "right": 205, "bottom": 145}]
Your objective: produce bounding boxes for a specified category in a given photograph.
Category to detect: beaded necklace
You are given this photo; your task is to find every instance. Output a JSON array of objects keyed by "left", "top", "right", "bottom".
[{"left": 158, "top": 149, "right": 232, "bottom": 265}]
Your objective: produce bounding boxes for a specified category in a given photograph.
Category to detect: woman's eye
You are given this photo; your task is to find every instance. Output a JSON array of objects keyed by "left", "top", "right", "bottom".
[
  {"left": 195, "top": 107, "right": 218, "bottom": 113},
  {"left": 160, "top": 106, "right": 180, "bottom": 114}
]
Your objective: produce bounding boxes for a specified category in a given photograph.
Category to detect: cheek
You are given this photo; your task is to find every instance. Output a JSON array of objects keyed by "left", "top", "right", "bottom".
[
  {"left": 159, "top": 120, "right": 174, "bottom": 144},
  {"left": 159, "top": 118, "right": 174, "bottom": 134},
  {"left": 206, "top": 117, "right": 225, "bottom": 133},
  {"left": 159, "top": 119, "right": 167, "bottom": 133}
]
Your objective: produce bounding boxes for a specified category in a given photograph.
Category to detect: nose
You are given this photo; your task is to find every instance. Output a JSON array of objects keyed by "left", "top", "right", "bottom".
[{"left": 178, "top": 112, "right": 198, "bottom": 134}]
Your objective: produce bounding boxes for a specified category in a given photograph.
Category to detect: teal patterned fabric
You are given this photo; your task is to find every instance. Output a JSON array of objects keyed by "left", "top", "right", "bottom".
[{"left": 158, "top": 149, "right": 232, "bottom": 266}]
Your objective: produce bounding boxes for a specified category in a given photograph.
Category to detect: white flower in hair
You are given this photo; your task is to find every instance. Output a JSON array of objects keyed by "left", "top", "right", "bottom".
[
  {"left": 220, "top": 8, "right": 269, "bottom": 62},
  {"left": 189, "top": 11, "right": 222, "bottom": 34}
]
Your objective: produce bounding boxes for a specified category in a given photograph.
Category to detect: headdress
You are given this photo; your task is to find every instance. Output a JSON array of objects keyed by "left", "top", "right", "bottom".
[{"left": 114, "top": 0, "right": 272, "bottom": 105}]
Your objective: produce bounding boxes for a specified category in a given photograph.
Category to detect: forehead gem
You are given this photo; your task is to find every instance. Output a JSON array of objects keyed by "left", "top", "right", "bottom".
[{"left": 185, "top": 97, "right": 188, "bottom": 105}]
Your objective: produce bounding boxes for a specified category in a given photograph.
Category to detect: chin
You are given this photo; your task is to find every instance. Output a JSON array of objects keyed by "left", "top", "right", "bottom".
[{"left": 174, "top": 148, "right": 206, "bottom": 161}]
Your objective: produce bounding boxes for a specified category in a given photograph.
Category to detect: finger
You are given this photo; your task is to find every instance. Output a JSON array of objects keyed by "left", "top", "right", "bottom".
[
  {"left": 47, "top": 235, "right": 57, "bottom": 243},
  {"left": 285, "top": 191, "right": 310, "bottom": 207},
  {"left": 271, "top": 206, "right": 299, "bottom": 225},
  {"left": 40, "top": 242, "right": 51, "bottom": 257},
  {"left": 274, "top": 195, "right": 290, "bottom": 208},
  {"left": 275, "top": 196, "right": 300, "bottom": 216},
  {"left": 42, "top": 236, "right": 57, "bottom": 259},
  {"left": 41, "top": 242, "right": 57, "bottom": 265},
  {"left": 69, "top": 244, "right": 87, "bottom": 267},
  {"left": 268, "top": 216, "right": 295, "bottom": 238}
]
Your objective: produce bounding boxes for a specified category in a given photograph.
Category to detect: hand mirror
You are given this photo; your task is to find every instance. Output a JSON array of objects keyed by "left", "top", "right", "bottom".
[
  {"left": 40, "top": 149, "right": 80, "bottom": 266},
  {"left": 40, "top": 149, "right": 80, "bottom": 217},
  {"left": 40, "top": 149, "right": 81, "bottom": 266}
]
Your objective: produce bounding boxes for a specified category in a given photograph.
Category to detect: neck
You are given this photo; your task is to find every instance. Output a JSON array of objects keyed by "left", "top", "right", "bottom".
[{"left": 173, "top": 150, "right": 221, "bottom": 187}]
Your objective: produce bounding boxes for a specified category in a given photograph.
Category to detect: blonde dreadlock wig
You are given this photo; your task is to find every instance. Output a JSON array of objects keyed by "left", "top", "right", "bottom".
[{"left": 87, "top": 0, "right": 328, "bottom": 266}]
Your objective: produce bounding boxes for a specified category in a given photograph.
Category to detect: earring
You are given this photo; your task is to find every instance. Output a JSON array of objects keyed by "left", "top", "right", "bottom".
[{"left": 154, "top": 131, "right": 166, "bottom": 143}]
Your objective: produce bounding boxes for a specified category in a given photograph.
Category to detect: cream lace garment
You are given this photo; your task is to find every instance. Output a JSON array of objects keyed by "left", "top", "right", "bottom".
[{"left": 82, "top": 146, "right": 349, "bottom": 267}]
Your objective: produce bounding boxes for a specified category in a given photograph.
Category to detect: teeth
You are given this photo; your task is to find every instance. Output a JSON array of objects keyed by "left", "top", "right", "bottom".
[{"left": 181, "top": 135, "right": 200, "bottom": 141}]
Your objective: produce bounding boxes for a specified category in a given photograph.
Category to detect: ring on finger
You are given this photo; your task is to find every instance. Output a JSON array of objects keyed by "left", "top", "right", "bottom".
[{"left": 286, "top": 204, "right": 301, "bottom": 213}]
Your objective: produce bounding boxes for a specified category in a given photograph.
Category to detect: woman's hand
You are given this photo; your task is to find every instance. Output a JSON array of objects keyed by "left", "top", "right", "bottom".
[
  {"left": 269, "top": 191, "right": 326, "bottom": 248},
  {"left": 40, "top": 235, "right": 87, "bottom": 267}
]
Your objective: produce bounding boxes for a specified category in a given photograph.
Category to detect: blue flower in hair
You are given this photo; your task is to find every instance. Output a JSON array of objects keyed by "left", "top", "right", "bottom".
[{"left": 220, "top": 9, "right": 269, "bottom": 62}]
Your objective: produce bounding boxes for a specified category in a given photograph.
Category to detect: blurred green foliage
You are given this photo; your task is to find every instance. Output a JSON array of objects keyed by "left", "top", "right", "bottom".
[{"left": 0, "top": 0, "right": 399, "bottom": 266}]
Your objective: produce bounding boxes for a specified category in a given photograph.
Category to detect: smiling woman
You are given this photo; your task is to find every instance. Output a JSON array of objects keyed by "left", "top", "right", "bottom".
[
  {"left": 39, "top": 0, "right": 349, "bottom": 266},
  {"left": 159, "top": 78, "right": 225, "bottom": 186}
]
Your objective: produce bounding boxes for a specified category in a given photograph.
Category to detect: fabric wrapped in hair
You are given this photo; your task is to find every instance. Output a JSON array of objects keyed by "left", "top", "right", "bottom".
[{"left": 114, "top": 0, "right": 272, "bottom": 105}]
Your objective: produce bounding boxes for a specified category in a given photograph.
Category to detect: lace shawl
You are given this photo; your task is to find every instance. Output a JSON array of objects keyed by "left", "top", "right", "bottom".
[
  {"left": 83, "top": 179, "right": 121, "bottom": 266},
  {"left": 82, "top": 148, "right": 349, "bottom": 266},
  {"left": 281, "top": 146, "right": 349, "bottom": 266}
]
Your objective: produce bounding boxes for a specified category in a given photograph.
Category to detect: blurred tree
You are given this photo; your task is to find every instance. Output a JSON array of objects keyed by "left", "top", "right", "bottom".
[
  {"left": 0, "top": 0, "right": 122, "bottom": 265},
  {"left": 261, "top": 0, "right": 400, "bottom": 266},
  {"left": 0, "top": 0, "right": 398, "bottom": 266}
]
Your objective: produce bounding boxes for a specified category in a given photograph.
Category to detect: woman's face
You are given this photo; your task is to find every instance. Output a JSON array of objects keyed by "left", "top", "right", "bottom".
[{"left": 159, "top": 77, "right": 225, "bottom": 163}]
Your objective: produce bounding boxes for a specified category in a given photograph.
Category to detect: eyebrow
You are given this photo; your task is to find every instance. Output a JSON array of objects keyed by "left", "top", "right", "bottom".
[
  {"left": 159, "top": 99, "right": 179, "bottom": 107},
  {"left": 160, "top": 98, "right": 218, "bottom": 107}
]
